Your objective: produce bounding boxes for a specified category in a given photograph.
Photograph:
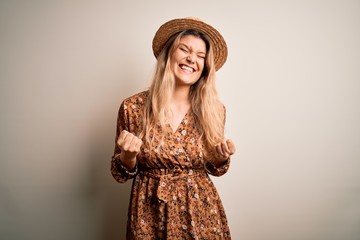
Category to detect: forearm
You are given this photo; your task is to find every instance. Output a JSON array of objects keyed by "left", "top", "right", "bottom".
[
  {"left": 119, "top": 151, "right": 137, "bottom": 171},
  {"left": 213, "top": 158, "right": 229, "bottom": 168}
]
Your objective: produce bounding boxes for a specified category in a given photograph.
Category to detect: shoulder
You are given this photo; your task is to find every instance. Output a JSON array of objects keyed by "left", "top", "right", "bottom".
[
  {"left": 122, "top": 90, "right": 148, "bottom": 108},
  {"left": 119, "top": 90, "right": 148, "bottom": 116}
]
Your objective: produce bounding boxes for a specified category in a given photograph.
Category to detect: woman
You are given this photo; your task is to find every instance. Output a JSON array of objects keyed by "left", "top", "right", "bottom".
[{"left": 111, "top": 17, "right": 236, "bottom": 239}]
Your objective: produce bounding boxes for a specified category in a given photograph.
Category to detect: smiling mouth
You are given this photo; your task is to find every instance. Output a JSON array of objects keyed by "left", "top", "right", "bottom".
[{"left": 179, "top": 64, "right": 196, "bottom": 73}]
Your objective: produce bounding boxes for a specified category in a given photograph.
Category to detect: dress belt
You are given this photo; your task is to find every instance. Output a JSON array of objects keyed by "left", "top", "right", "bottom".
[{"left": 139, "top": 166, "right": 206, "bottom": 203}]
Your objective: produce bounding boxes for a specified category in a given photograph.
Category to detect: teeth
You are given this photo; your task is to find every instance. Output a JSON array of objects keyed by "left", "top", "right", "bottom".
[{"left": 180, "top": 65, "right": 194, "bottom": 72}]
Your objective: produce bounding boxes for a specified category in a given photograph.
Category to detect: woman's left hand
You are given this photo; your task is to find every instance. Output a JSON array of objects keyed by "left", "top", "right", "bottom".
[{"left": 213, "top": 139, "right": 236, "bottom": 165}]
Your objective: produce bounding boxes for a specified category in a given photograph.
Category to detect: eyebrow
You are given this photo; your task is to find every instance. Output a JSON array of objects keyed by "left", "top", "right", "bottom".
[{"left": 179, "top": 43, "right": 206, "bottom": 55}]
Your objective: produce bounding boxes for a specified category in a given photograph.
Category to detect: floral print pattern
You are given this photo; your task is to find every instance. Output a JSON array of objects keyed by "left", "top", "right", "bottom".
[{"left": 111, "top": 91, "right": 231, "bottom": 239}]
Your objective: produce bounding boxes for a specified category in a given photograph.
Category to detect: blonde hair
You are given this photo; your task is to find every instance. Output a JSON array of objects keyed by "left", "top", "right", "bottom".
[{"left": 141, "top": 30, "right": 225, "bottom": 151}]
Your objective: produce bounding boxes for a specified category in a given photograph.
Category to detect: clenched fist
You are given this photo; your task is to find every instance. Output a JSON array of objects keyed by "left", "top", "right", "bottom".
[
  {"left": 117, "top": 130, "right": 142, "bottom": 170},
  {"left": 213, "top": 139, "right": 236, "bottom": 167}
]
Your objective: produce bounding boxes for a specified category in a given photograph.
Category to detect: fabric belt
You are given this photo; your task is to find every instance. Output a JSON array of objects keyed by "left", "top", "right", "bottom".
[{"left": 139, "top": 166, "right": 206, "bottom": 203}]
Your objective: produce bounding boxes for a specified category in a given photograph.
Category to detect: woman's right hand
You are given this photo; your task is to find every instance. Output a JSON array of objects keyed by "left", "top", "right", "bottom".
[{"left": 117, "top": 130, "right": 142, "bottom": 170}]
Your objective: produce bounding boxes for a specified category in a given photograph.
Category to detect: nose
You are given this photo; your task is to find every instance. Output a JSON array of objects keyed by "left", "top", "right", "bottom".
[{"left": 186, "top": 54, "right": 196, "bottom": 64}]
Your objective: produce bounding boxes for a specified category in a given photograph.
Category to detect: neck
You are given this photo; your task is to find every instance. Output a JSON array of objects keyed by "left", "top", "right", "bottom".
[{"left": 172, "top": 85, "right": 191, "bottom": 104}]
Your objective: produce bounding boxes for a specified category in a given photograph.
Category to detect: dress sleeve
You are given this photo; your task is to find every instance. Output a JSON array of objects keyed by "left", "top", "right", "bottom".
[
  {"left": 110, "top": 101, "right": 138, "bottom": 183},
  {"left": 205, "top": 158, "right": 231, "bottom": 176}
]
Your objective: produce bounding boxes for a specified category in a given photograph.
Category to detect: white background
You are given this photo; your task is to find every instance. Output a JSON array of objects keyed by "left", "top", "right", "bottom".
[{"left": 1, "top": 0, "right": 359, "bottom": 239}]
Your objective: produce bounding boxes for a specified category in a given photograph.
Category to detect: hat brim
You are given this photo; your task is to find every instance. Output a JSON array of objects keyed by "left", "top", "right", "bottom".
[{"left": 152, "top": 18, "right": 228, "bottom": 71}]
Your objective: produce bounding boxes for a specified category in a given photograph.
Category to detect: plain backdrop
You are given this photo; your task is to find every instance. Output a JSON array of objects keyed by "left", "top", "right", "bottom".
[{"left": 1, "top": 0, "right": 359, "bottom": 239}]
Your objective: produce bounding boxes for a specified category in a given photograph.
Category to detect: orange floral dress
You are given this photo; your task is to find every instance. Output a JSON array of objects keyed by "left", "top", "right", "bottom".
[{"left": 111, "top": 91, "right": 231, "bottom": 239}]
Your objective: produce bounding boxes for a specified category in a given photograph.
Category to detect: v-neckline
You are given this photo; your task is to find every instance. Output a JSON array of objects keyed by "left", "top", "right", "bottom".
[{"left": 168, "top": 110, "right": 190, "bottom": 134}]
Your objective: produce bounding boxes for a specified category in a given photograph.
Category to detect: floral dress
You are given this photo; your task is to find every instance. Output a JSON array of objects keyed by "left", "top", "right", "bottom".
[{"left": 111, "top": 91, "right": 231, "bottom": 239}]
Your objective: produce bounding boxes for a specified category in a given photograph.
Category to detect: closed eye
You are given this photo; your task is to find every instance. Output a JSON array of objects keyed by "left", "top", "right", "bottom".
[{"left": 180, "top": 47, "right": 188, "bottom": 53}]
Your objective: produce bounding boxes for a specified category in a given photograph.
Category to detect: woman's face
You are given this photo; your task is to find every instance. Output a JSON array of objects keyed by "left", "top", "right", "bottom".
[{"left": 170, "top": 34, "right": 206, "bottom": 87}]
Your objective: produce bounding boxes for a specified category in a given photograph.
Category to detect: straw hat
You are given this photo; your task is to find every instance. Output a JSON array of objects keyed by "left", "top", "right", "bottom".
[{"left": 152, "top": 17, "right": 228, "bottom": 71}]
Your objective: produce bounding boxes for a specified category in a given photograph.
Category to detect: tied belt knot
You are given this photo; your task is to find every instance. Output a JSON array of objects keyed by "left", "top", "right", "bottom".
[{"left": 139, "top": 166, "right": 205, "bottom": 203}]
